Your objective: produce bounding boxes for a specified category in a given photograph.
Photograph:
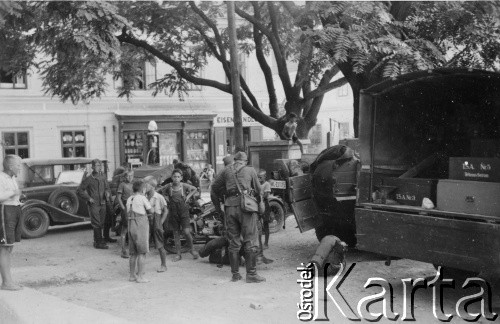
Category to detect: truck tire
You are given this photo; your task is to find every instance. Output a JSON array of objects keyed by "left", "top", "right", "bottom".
[
  {"left": 268, "top": 200, "right": 285, "bottom": 234},
  {"left": 48, "top": 188, "right": 79, "bottom": 214},
  {"left": 20, "top": 207, "right": 50, "bottom": 239},
  {"left": 314, "top": 200, "right": 357, "bottom": 247}
]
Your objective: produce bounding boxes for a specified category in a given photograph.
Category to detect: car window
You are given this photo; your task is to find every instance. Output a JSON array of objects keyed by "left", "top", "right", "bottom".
[
  {"left": 28, "top": 165, "right": 55, "bottom": 184},
  {"left": 56, "top": 170, "right": 85, "bottom": 185}
]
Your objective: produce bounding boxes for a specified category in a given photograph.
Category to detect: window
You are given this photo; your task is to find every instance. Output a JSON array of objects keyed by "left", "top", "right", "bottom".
[
  {"left": 2, "top": 131, "right": 30, "bottom": 158},
  {"left": 338, "top": 84, "right": 349, "bottom": 97},
  {"left": 339, "top": 122, "right": 350, "bottom": 140},
  {"left": 116, "top": 60, "right": 157, "bottom": 90},
  {"left": 61, "top": 131, "right": 86, "bottom": 157},
  {"left": 0, "top": 68, "right": 27, "bottom": 89}
]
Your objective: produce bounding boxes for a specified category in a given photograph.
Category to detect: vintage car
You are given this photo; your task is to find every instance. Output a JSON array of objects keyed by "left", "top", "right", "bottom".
[{"left": 18, "top": 158, "right": 109, "bottom": 238}]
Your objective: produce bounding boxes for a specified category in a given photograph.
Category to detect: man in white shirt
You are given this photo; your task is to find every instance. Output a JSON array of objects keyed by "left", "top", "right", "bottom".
[{"left": 0, "top": 155, "right": 23, "bottom": 291}]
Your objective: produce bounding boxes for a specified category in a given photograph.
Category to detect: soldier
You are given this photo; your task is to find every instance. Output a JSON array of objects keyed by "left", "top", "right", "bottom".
[
  {"left": 0, "top": 155, "right": 23, "bottom": 290},
  {"left": 77, "top": 159, "right": 112, "bottom": 249},
  {"left": 211, "top": 151, "right": 265, "bottom": 283}
]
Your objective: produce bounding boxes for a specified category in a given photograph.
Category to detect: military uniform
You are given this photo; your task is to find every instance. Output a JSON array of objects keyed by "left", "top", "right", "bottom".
[
  {"left": 77, "top": 171, "right": 110, "bottom": 248},
  {"left": 211, "top": 152, "right": 265, "bottom": 283}
]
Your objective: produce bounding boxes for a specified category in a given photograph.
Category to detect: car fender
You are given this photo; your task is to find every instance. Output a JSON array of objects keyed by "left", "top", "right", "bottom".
[{"left": 21, "top": 199, "right": 87, "bottom": 225}]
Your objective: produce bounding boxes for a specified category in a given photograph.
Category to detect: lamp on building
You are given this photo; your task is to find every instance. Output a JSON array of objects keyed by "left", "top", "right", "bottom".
[{"left": 146, "top": 120, "right": 160, "bottom": 165}]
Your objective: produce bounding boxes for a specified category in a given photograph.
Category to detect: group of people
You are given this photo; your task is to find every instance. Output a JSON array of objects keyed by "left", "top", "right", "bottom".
[
  {"left": 0, "top": 149, "right": 274, "bottom": 288},
  {"left": 76, "top": 159, "right": 201, "bottom": 283}
]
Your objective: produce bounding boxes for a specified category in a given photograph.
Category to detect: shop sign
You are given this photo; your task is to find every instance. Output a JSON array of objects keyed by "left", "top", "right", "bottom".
[{"left": 214, "top": 114, "right": 260, "bottom": 127}]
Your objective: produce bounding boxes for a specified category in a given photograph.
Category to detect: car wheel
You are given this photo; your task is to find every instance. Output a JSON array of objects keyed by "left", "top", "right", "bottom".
[
  {"left": 21, "top": 207, "right": 50, "bottom": 239},
  {"left": 48, "top": 188, "right": 79, "bottom": 214},
  {"left": 268, "top": 200, "right": 285, "bottom": 234}
]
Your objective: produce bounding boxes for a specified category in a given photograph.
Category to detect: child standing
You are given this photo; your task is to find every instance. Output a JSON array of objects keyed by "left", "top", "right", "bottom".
[
  {"left": 257, "top": 170, "right": 273, "bottom": 264},
  {"left": 126, "top": 180, "right": 153, "bottom": 283},
  {"left": 163, "top": 169, "right": 199, "bottom": 262},
  {"left": 144, "top": 177, "right": 169, "bottom": 273},
  {"left": 117, "top": 171, "right": 134, "bottom": 258},
  {"left": 282, "top": 113, "right": 304, "bottom": 154}
]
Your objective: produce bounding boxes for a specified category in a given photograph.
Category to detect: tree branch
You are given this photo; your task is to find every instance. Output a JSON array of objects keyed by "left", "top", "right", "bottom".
[
  {"left": 189, "top": 1, "right": 227, "bottom": 62},
  {"left": 192, "top": 17, "right": 260, "bottom": 112},
  {"left": 252, "top": 2, "right": 278, "bottom": 117},
  {"left": 280, "top": 1, "right": 301, "bottom": 19},
  {"left": 235, "top": 4, "right": 293, "bottom": 99},
  {"left": 292, "top": 37, "right": 314, "bottom": 97},
  {"left": 117, "top": 30, "right": 230, "bottom": 92},
  {"left": 241, "top": 95, "right": 277, "bottom": 129},
  {"left": 303, "top": 75, "right": 346, "bottom": 101}
]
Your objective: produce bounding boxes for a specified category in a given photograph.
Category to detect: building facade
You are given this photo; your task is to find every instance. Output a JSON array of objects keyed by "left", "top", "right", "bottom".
[{"left": 0, "top": 51, "right": 353, "bottom": 175}]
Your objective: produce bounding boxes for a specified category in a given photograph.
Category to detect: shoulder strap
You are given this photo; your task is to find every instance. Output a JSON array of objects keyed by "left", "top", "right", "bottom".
[{"left": 231, "top": 165, "right": 243, "bottom": 194}]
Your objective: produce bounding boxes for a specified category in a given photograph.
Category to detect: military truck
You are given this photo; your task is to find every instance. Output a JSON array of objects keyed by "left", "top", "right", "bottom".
[{"left": 275, "top": 69, "right": 500, "bottom": 277}]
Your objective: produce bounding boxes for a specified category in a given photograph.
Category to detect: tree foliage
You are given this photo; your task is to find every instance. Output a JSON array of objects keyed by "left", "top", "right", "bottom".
[{"left": 1, "top": 1, "right": 499, "bottom": 137}]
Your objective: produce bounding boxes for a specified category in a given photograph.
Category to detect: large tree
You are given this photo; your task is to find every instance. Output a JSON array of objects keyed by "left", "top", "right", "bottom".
[
  {"left": 306, "top": 1, "right": 500, "bottom": 135},
  {"left": 1, "top": 1, "right": 499, "bottom": 138}
]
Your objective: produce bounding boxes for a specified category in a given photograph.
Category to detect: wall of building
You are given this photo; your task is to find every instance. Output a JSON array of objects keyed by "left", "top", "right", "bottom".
[{"left": 0, "top": 43, "right": 355, "bottom": 169}]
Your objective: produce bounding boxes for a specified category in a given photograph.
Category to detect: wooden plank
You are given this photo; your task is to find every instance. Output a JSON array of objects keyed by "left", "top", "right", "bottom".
[
  {"left": 290, "top": 186, "right": 312, "bottom": 202},
  {"left": 291, "top": 199, "right": 317, "bottom": 233},
  {"left": 289, "top": 174, "right": 311, "bottom": 189},
  {"left": 359, "top": 202, "right": 500, "bottom": 223},
  {"left": 355, "top": 208, "right": 500, "bottom": 273}
]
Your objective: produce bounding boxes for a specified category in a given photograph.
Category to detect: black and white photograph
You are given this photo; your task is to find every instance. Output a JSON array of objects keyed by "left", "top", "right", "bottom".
[{"left": 0, "top": 1, "right": 499, "bottom": 323}]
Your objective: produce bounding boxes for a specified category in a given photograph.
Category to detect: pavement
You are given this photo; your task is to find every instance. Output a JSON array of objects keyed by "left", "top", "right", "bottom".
[{"left": 0, "top": 287, "right": 134, "bottom": 324}]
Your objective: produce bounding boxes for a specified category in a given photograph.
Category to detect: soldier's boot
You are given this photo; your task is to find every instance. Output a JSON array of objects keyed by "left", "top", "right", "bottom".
[
  {"left": 229, "top": 251, "right": 242, "bottom": 282},
  {"left": 245, "top": 250, "right": 266, "bottom": 283},
  {"left": 93, "top": 228, "right": 108, "bottom": 249}
]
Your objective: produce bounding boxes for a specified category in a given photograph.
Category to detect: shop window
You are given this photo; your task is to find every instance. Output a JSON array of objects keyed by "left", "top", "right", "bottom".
[
  {"left": 61, "top": 131, "right": 86, "bottom": 157},
  {"left": 159, "top": 131, "right": 181, "bottom": 166},
  {"left": 124, "top": 131, "right": 145, "bottom": 164},
  {"left": 338, "top": 84, "right": 349, "bottom": 97},
  {"left": 2, "top": 131, "right": 30, "bottom": 158},
  {"left": 185, "top": 130, "right": 210, "bottom": 175},
  {"left": 0, "top": 68, "right": 27, "bottom": 89}
]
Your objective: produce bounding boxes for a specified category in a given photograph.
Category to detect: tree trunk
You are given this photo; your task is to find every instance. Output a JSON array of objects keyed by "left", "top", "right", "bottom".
[{"left": 351, "top": 83, "right": 361, "bottom": 138}]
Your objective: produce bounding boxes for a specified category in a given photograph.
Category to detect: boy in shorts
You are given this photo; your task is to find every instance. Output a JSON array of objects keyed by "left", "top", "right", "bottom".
[
  {"left": 282, "top": 113, "right": 304, "bottom": 154},
  {"left": 117, "top": 170, "right": 134, "bottom": 258},
  {"left": 144, "top": 177, "right": 169, "bottom": 272},
  {"left": 126, "top": 180, "right": 153, "bottom": 283},
  {"left": 162, "top": 169, "right": 199, "bottom": 261}
]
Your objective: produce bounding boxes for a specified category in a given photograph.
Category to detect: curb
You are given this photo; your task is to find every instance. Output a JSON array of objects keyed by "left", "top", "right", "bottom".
[{"left": 0, "top": 287, "right": 135, "bottom": 324}]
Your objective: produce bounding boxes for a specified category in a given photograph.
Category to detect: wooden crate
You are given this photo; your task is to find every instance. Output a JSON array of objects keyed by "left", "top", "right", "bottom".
[{"left": 437, "top": 179, "right": 500, "bottom": 217}]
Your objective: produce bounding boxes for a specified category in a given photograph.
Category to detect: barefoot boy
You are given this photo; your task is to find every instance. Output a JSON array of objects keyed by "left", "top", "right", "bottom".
[
  {"left": 282, "top": 113, "right": 304, "bottom": 154},
  {"left": 126, "top": 180, "right": 153, "bottom": 283},
  {"left": 162, "top": 169, "right": 199, "bottom": 262},
  {"left": 144, "top": 177, "right": 169, "bottom": 272},
  {"left": 117, "top": 170, "right": 134, "bottom": 258}
]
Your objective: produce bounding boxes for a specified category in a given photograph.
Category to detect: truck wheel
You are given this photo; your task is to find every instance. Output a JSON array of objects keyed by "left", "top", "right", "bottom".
[
  {"left": 21, "top": 207, "right": 50, "bottom": 239},
  {"left": 268, "top": 200, "right": 285, "bottom": 234},
  {"left": 48, "top": 189, "right": 79, "bottom": 214}
]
